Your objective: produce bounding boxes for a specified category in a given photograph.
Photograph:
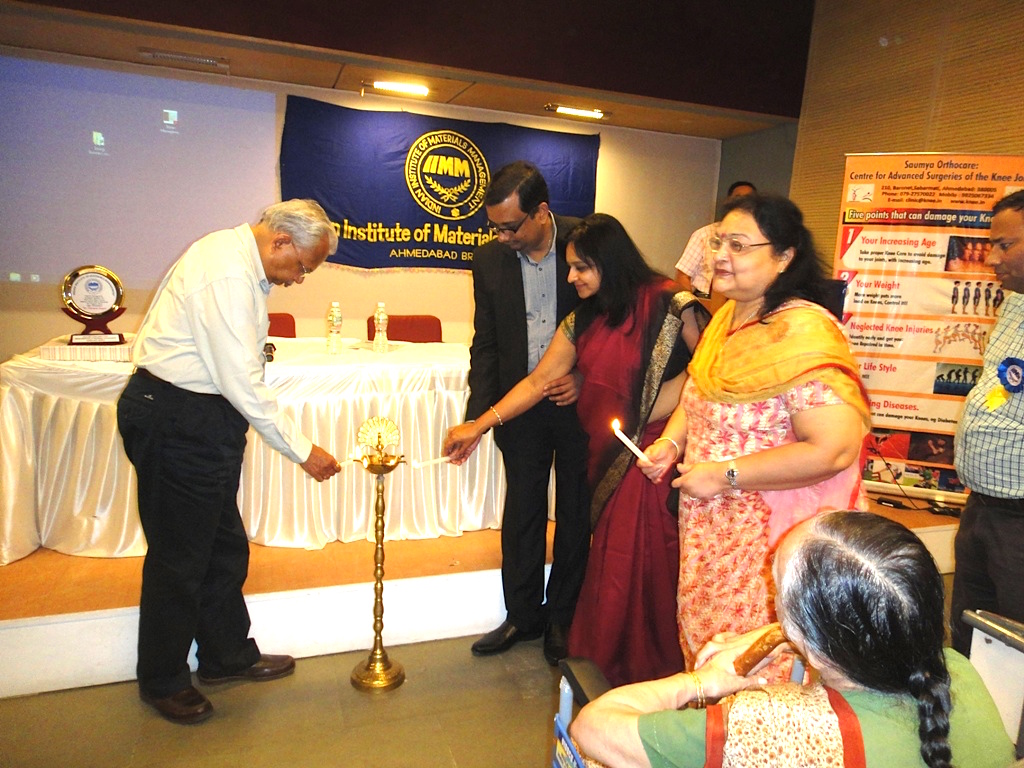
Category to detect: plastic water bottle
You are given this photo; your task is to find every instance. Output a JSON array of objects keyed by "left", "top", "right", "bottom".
[
  {"left": 557, "top": 676, "right": 574, "bottom": 728},
  {"left": 372, "top": 302, "right": 389, "bottom": 353},
  {"left": 326, "top": 301, "right": 343, "bottom": 354}
]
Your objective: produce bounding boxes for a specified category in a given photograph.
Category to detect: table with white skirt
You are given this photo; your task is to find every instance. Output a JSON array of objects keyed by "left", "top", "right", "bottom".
[{"left": 0, "top": 337, "right": 506, "bottom": 566}]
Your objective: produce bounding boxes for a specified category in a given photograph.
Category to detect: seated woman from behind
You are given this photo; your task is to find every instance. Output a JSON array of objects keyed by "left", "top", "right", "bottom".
[{"left": 570, "top": 510, "right": 1013, "bottom": 768}]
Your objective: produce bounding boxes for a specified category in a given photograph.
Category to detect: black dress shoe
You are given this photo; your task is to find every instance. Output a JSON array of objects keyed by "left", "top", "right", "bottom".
[
  {"left": 471, "top": 620, "right": 543, "bottom": 656},
  {"left": 141, "top": 686, "right": 213, "bottom": 725},
  {"left": 197, "top": 654, "right": 296, "bottom": 684},
  {"left": 543, "top": 623, "right": 569, "bottom": 666}
]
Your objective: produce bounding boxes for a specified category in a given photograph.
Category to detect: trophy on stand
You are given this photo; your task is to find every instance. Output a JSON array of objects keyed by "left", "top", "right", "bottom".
[
  {"left": 61, "top": 265, "right": 126, "bottom": 345},
  {"left": 350, "top": 416, "right": 406, "bottom": 692}
]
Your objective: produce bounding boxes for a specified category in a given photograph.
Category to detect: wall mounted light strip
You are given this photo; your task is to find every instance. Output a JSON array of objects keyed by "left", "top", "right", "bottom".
[
  {"left": 362, "top": 80, "right": 429, "bottom": 97},
  {"left": 545, "top": 103, "right": 606, "bottom": 119},
  {"left": 138, "top": 48, "right": 229, "bottom": 72}
]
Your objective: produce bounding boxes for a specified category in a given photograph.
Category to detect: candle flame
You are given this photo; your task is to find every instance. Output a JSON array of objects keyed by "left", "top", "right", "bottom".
[{"left": 611, "top": 418, "right": 621, "bottom": 430}]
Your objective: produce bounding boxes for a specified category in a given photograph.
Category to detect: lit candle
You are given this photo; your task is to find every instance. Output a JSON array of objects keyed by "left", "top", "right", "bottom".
[
  {"left": 344, "top": 449, "right": 368, "bottom": 469},
  {"left": 412, "top": 456, "right": 451, "bottom": 469},
  {"left": 611, "top": 419, "right": 649, "bottom": 463}
]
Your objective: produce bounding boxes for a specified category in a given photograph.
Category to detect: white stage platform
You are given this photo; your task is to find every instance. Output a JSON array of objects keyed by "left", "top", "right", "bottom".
[{"left": 0, "top": 566, "right": 524, "bottom": 698}]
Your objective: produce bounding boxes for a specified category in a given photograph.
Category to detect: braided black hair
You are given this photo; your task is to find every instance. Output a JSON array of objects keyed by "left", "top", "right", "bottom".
[{"left": 779, "top": 511, "right": 953, "bottom": 768}]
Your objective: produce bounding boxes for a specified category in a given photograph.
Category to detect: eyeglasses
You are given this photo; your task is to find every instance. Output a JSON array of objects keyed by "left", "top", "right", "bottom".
[
  {"left": 487, "top": 210, "right": 532, "bottom": 236},
  {"left": 298, "top": 260, "right": 313, "bottom": 276},
  {"left": 708, "top": 235, "right": 773, "bottom": 255}
]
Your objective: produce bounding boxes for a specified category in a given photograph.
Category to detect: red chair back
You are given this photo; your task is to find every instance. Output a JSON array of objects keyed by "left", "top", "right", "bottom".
[
  {"left": 366, "top": 314, "right": 442, "bottom": 343},
  {"left": 268, "top": 313, "right": 296, "bottom": 337}
]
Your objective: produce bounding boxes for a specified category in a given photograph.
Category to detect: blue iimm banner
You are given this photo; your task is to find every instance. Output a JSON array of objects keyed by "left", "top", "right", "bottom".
[{"left": 280, "top": 95, "right": 600, "bottom": 270}]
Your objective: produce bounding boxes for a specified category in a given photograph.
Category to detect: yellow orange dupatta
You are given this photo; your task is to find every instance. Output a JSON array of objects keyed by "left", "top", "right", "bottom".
[{"left": 688, "top": 300, "right": 871, "bottom": 429}]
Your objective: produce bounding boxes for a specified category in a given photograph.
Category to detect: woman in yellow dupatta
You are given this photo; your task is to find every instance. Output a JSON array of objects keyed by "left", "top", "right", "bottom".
[{"left": 641, "top": 193, "right": 872, "bottom": 678}]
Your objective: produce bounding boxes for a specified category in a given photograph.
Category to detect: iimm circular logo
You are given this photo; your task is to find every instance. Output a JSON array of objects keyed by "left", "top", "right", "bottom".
[{"left": 405, "top": 131, "right": 489, "bottom": 220}]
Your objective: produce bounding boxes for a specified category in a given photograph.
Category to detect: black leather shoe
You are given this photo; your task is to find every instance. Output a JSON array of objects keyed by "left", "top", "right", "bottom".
[
  {"left": 471, "top": 620, "right": 543, "bottom": 656},
  {"left": 141, "top": 686, "right": 213, "bottom": 725},
  {"left": 197, "top": 654, "right": 296, "bottom": 685},
  {"left": 543, "top": 623, "right": 569, "bottom": 666}
]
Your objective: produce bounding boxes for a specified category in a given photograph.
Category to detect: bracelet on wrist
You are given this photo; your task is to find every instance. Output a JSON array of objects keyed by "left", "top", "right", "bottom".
[
  {"left": 489, "top": 406, "right": 504, "bottom": 427},
  {"left": 687, "top": 671, "right": 706, "bottom": 709},
  {"left": 653, "top": 436, "right": 681, "bottom": 460}
]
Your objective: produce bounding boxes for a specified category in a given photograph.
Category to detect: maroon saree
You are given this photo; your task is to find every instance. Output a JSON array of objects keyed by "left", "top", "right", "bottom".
[{"left": 565, "top": 280, "right": 704, "bottom": 686}]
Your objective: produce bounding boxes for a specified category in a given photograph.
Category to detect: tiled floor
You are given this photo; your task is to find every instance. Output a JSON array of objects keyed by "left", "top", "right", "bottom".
[{"left": 0, "top": 635, "right": 565, "bottom": 768}]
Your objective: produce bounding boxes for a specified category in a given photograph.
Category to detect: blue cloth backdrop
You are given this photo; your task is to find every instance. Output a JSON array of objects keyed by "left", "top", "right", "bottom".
[{"left": 280, "top": 95, "right": 599, "bottom": 270}]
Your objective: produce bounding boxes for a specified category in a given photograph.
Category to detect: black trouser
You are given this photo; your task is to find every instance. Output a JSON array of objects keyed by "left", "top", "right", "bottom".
[
  {"left": 950, "top": 491, "right": 1024, "bottom": 655},
  {"left": 494, "top": 398, "right": 591, "bottom": 631},
  {"left": 117, "top": 371, "right": 260, "bottom": 698}
]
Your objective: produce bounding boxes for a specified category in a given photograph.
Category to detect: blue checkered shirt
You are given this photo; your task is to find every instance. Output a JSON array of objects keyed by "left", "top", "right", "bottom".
[
  {"left": 955, "top": 291, "right": 1024, "bottom": 497},
  {"left": 518, "top": 213, "right": 559, "bottom": 372}
]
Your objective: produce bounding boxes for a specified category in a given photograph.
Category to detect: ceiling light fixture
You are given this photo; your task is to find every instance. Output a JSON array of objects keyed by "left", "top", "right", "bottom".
[
  {"left": 138, "top": 48, "right": 229, "bottom": 72},
  {"left": 545, "top": 103, "right": 606, "bottom": 120},
  {"left": 361, "top": 80, "right": 429, "bottom": 97}
]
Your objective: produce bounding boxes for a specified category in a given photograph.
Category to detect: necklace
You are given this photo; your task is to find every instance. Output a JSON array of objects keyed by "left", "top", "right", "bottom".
[
  {"left": 730, "top": 302, "right": 763, "bottom": 332},
  {"left": 524, "top": 212, "right": 556, "bottom": 262},
  {"left": 543, "top": 211, "right": 556, "bottom": 255}
]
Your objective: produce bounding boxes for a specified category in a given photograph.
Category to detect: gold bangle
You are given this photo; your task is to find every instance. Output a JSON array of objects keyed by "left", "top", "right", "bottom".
[
  {"left": 688, "top": 671, "right": 706, "bottom": 709},
  {"left": 653, "top": 436, "right": 680, "bottom": 459},
  {"left": 489, "top": 406, "right": 504, "bottom": 427}
]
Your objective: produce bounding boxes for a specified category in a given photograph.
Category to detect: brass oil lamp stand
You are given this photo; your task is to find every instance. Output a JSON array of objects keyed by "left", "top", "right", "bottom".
[{"left": 350, "top": 417, "right": 406, "bottom": 692}]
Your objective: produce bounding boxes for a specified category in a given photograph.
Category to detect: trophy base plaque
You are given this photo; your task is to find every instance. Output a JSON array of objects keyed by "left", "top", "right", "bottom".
[
  {"left": 62, "top": 306, "right": 127, "bottom": 345},
  {"left": 40, "top": 334, "right": 134, "bottom": 361},
  {"left": 69, "top": 332, "right": 126, "bottom": 346}
]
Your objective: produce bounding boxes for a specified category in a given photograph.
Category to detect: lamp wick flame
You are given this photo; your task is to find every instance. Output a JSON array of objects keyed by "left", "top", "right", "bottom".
[{"left": 611, "top": 418, "right": 621, "bottom": 430}]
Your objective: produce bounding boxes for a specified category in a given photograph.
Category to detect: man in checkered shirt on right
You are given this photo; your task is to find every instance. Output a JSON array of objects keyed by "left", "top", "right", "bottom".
[{"left": 952, "top": 189, "right": 1024, "bottom": 655}]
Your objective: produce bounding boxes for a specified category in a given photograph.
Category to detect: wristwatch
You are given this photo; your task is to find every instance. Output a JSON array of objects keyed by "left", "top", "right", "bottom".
[{"left": 725, "top": 460, "right": 739, "bottom": 490}]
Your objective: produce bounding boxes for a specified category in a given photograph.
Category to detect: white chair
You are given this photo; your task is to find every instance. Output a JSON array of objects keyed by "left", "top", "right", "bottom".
[{"left": 963, "top": 610, "right": 1024, "bottom": 759}]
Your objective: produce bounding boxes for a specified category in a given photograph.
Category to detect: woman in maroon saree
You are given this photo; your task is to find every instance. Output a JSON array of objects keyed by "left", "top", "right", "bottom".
[{"left": 445, "top": 213, "right": 708, "bottom": 686}]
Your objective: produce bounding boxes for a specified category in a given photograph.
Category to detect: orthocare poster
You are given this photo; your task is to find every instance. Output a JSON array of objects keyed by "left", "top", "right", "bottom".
[
  {"left": 280, "top": 95, "right": 600, "bottom": 270},
  {"left": 834, "top": 153, "right": 1024, "bottom": 492}
]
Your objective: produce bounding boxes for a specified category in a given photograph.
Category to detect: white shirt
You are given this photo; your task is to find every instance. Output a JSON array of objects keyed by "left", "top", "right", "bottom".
[
  {"left": 674, "top": 222, "right": 715, "bottom": 297},
  {"left": 133, "top": 223, "right": 312, "bottom": 464}
]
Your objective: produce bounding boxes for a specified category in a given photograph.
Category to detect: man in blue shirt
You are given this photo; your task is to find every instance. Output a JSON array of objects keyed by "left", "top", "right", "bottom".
[
  {"left": 463, "top": 162, "right": 590, "bottom": 666},
  {"left": 952, "top": 189, "right": 1024, "bottom": 654}
]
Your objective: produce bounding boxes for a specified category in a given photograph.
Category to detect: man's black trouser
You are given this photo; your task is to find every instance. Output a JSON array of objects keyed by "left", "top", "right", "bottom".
[{"left": 118, "top": 370, "right": 260, "bottom": 698}]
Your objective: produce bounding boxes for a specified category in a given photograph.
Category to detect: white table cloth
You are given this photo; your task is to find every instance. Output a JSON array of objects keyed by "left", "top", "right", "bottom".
[{"left": 0, "top": 337, "right": 506, "bottom": 565}]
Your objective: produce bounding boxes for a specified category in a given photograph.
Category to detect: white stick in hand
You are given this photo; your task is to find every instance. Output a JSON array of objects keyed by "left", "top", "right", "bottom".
[
  {"left": 612, "top": 419, "right": 650, "bottom": 464},
  {"left": 412, "top": 456, "right": 451, "bottom": 469}
]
